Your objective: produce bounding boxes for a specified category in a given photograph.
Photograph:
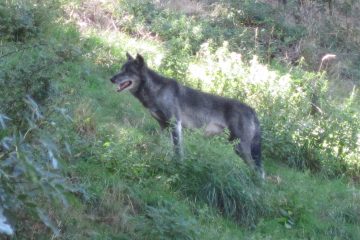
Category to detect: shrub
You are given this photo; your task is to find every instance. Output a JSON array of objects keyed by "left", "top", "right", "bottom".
[
  {"left": 0, "top": 43, "right": 54, "bottom": 122},
  {"left": 0, "top": 1, "right": 59, "bottom": 42},
  {"left": 0, "top": 0, "right": 80, "bottom": 124},
  {"left": 0, "top": 98, "right": 82, "bottom": 237},
  {"left": 0, "top": 1, "right": 38, "bottom": 41},
  {"left": 0, "top": 41, "right": 81, "bottom": 124}
]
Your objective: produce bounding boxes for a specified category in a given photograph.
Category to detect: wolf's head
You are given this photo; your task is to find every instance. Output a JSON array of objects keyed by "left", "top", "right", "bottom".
[{"left": 110, "top": 53, "right": 146, "bottom": 93}]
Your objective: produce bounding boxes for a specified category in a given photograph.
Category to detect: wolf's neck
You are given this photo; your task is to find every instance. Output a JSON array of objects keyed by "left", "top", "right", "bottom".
[
  {"left": 146, "top": 69, "right": 167, "bottom": 87},
  {"left": 132, "top": 68, "right": 167, "bottom": 108}
]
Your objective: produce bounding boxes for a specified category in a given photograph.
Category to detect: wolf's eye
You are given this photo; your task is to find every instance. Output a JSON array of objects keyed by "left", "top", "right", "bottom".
[
  {"left": 122, "top": 64, "right": 132, "bottom": 72},
  {"left": 121, "top": 63, "right": 129, "bottom": 71}
]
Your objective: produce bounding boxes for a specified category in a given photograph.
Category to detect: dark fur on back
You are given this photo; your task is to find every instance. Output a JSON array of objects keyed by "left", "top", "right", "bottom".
[{"left": 110, "top": 53, "right": 264, "bottom": 178}]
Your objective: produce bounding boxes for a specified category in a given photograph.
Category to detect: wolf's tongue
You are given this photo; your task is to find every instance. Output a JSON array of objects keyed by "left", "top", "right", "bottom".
[{"left": 117, "top": 81, "right": 131, "bottom": 92}]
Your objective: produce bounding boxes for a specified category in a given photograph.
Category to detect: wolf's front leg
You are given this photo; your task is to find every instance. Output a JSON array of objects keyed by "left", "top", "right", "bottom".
[{"left": 171, "top": 120, "right": 183, "bottom": 159}]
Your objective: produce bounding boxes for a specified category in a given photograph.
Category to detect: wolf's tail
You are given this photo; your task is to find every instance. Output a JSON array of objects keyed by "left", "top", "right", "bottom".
[{"left": 251, "top": 117, "right": 264, "bottom": 177}]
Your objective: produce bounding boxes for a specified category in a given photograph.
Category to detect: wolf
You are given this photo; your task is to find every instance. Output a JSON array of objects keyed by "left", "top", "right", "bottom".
[{"left": 110, "top": 53, "right": 264, "bottom": 178}]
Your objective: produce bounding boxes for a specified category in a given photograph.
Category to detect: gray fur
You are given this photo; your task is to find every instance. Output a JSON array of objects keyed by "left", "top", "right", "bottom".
[{"left": 110, "top": 53, "right": 264, "bottom": 178}]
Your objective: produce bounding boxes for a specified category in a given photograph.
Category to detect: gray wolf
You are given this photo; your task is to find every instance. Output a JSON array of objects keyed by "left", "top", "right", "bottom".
[{"left": 110, "top": 53, "right": 264, "bottom": 178}]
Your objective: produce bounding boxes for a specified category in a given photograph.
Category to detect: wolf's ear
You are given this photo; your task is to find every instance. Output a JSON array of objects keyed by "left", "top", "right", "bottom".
[
  {"left": 126, "top": 52, "right": 134, "bottom": 61},
  {"left": 135, "top": 54, "right": 144, "bottom": 68}
]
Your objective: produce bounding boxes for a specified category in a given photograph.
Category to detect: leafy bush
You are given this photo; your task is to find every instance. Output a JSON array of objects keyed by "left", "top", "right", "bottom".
[
  {"left": 0, "top": 98, "right": 81, "bottom": 237},
  {"left": 0, "top": 43, "right": 55, "bottom": 121},
  {"left": 0, "top": 1, "right": 59, "bottom": 41},
  {"left": 0, "top": 41, "right": 81, "bottom": 124},
  {"left": 0, "top": 1, "right": 39, "bottom": 41},
  {"left": 0, "top": 0, "right": 83, "bottom": 124}
]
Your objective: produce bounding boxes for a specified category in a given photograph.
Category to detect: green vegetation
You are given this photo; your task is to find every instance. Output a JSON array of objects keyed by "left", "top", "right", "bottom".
[{"left": 1, "top": 0, "right": 359, "bottom": 239}]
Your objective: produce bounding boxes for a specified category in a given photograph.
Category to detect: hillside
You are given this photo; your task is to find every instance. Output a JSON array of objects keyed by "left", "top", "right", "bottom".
[{"left": 1, "top": 0, "right": 360, "bottom": 239}]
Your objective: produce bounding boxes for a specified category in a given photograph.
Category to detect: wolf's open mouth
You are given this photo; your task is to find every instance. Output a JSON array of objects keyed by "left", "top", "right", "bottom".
[{"left": 117, "top": 81, "right": 132, "bottom": 92}]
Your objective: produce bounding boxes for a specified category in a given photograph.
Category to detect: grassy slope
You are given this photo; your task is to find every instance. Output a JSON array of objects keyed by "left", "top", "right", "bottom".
[
  {"left": 60, "top": 67, "right": 360, "bottom": 239},
  {"left": 57, "top": 1, "right": 359, "bottom": 239},
  {"left": 3, "top": 0, "right": 359, "bottom": 239},
  {"left": 54, "top": 33, "right": 359, "bottom": 239},
  {"left": 58, "top": 65, "right": 360, "bottom": 239}
]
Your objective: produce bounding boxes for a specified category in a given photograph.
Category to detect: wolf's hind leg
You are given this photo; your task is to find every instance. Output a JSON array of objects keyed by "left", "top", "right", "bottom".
[
  {"left": 228, "top": 124, "right": 255, "bottom": 168},
  {"left": 234, "top": 141, "right": 256, "bottom": 169},
  {"left": 234, "top": 141, "right": 265, "bottom": 179}
]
